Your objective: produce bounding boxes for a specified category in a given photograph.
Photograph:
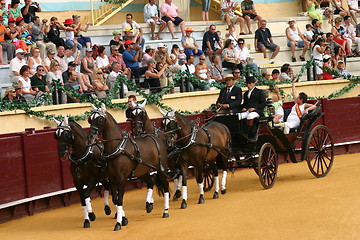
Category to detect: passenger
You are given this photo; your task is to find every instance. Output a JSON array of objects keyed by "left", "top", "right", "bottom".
[
  {"left": 239, "top": 76, "right": 266, "bottom": 139},
  {"left": 216, "top": 74, "right": 242, "bottom": 113},
  {"left": 126, "top": 95, "right": 137, "bottom": 119},
  {"left": 284, "top": 78, "right": 316, "bottom": 134},
  {"left": 272, "top": 85, "right": 284, "bottom": 124}
]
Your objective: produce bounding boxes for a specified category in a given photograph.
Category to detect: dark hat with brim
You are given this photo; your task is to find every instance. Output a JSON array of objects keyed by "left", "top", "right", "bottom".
[{"left": 245, "top": 76, "right": 256, "bottom": 83}]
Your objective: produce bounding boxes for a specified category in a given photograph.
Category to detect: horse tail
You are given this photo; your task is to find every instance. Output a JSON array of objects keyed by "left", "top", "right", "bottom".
[{"left": 155, "top": 168, "right": 169, "bottom": 197}]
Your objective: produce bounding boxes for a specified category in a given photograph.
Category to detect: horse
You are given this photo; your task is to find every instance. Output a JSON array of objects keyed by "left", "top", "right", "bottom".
[
  {"left": 160, "top": 110, "right": 231, "bottom": 209},
  {"left": 87, "top": 104, "right": 170, "bottom": 231},
  {"left": 54, "top": 117, "right": 112, "bottom": 228}
]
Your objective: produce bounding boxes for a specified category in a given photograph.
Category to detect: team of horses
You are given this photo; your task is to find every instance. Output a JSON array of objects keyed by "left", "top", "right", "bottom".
[{"left": 54, "top": 102, "right": 231, "bottom": 231}]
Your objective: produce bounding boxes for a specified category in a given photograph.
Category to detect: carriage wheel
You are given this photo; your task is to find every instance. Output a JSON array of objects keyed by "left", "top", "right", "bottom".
[
  {"left": 258, "top": 143, "right": 278, "bottom": 189},
  {"left": 306, "top": 125, "right": 334, "bottom": 178},
  {"left": 203, "top": 167, "right": 214, "bottom": 192}
]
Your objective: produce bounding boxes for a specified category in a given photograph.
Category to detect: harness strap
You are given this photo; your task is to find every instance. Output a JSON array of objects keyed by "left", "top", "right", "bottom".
[{"left": 69, "top": 145, "right": 95, "bottom": 163}]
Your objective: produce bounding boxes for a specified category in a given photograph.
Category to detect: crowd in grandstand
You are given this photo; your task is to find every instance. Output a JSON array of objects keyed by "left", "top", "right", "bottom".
[{"left": 1, "top": 0, "right": 359, "bottom": 104}]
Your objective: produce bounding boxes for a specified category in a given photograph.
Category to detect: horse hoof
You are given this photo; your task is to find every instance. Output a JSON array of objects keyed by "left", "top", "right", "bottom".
[
  {"left": 172, "top": 195, "right": 178, "bottom": 201},
  {"left": 146, "top": 202, "right": 153, "bottom": 213},
  {"left": 83, "top": 219, "right": 90, "bottom": 228},
  {"left": 213, "top": 192, "right": 219, "bottom": 199},
  {"left": 162, "top": 212, "right": 169, "bottom": 218},
  {"left": 198, "top": 195, "right": 205, "bottom": 204},
  {"left": 114, "top": 213, "right": 117, "bottom": 219},
  {"left": 88, "top": 212, "right": 96, "bottom": 221},
  {"left": 114, "top": 222, "right": 121, "bottom": 231},
  {"left": 104, "top": 205, "right": 111, "bottom": 215},
  {"left": 221, "top": 189, "right": 227, "bottom": 195},
  {"left": 175, "top": 190, "right": 182, "bottom": 199},
  {"left": 122, "top": 217, "right": 129, "bottom": 226},
  {"left": 180, "top": 199, "right": 187, "bottom": 209}
]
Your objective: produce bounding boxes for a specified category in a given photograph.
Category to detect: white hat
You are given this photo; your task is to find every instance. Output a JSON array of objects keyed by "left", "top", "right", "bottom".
[
  {"left": 157, "top": 43, "right": 167, "bottom": 48},
  {"left": 288, "top": 18, "right": 296, "bottom": 23},
  {"left": 323, "top": 54, "right": 331, "bottom": 60},
  {"left": 179, "top": 47, "right": 184, "bottom": 51},
  {"left": 145, "top": 45, "right": 154, "bottom": 50},
  {"left": 16, "top": 49, "right": 25, "bottom": 54}
]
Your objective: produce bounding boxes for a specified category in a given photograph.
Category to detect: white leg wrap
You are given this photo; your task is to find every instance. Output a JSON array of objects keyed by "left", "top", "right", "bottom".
[
  {"left": 177, "top": 175, "right": 183, "bottom": 190},
  {"left": 182, "top": 186, "right": 188, "bottom": 201},
  {"left": 164, "top": 192, "right": 170, "bottom": 210},
  {"left": 146, "top": 188, "right": 153, "bottom": 203},
  {"left": 82, "top": 206, "right": 89, "bottom": 220},
  {"left": 85, "top": 197, "right": 93, "bottom": 213},
  {"left": 198, "top": 182, "right": 204, "bottom": 195},
  {"left": 214, "top": 176, "right": 220, "bottom": 192},
  {"left": 221, "top": 171, "right": 227, "bottom": 190},
  {"left": 116, "top": 206, "right": 123, "bottom": 223},
  {"left": 104, "top": 190, "right": 109, "bottom": 206}
]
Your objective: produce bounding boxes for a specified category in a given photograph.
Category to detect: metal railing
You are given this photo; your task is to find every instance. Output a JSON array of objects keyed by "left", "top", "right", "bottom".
[{"left": 90, "top": 0, "right": 133, "bottom": 26}]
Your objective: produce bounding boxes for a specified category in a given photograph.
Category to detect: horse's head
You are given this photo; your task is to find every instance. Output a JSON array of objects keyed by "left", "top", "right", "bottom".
[
  {"left": 130, "top": 99, "right": 147, "bottom": 137},
  {"left": 160, "top": 109, "right": 178, "bottom": 148},
  {"left": 87, "top": 103, "right": 107, "bottom": 144},
  {"left": 54, "top": 116, "right": 74, "bottom": 158}
]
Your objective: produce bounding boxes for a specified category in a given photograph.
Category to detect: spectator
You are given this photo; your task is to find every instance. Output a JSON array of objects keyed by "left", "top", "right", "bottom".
[
  {"left": 144, "top": 59, "right": 163, "bottom": 93},
  {"left": 123, "top": 27, "right": 136, "bottom": 43},
  {"left": 63, "top": 61, "right": 93, "bottom": 91},
  {"left": 9, "top": 0, "right": 21, "bottom": 19},
  {"left": 222, "top": 39, "right": 242, "bottom": 71},
  {"left": 311, "top": 19, "right": 325, "bottom": 42},
  {"left": 122, "top": 40, "right": 146, "bottom": 85},
  {"left": 336, "top": 60, "right": 350, "bottom": 77},
  {"left": 46, "top": 17, "right": 66, "bottom": 47},
  {"left": 325, "top": 32, "right": 342, "bottom": 54},
  {"left": 80, "top": 47, "right": 96, "bottom": 79},
  {"left": 306, "top": 0, "right": 323, "bottom": 25},
  {"left": 109, "top": 30, "right": 125, "bottom": 54},
  {"left": 44, "top": 50, "right": 55, "bottom": 72},
  {"left": 241, "top": 0, "right": 262, "bottom": 33},
  {"left": 0, "top": 0, "right": 10, "bottom": 24},
  {"left": 21, "top": 0, "right": 41, "bottom": 23},
  {"left": 181, "top": 27, "right": 203, "bottom": 56},
  {"left": 348, "top": 0, "right": 359, "bottom": 25},
  {"left": 255, "top": 19, "right": 280, "bottom": 64},
  {"left": 160, "top": 0, "right": 186, "bottom": 38},
  {"left": 224, "top": 24, "right": 238, "bottom": 47},
  {"left": 209, "top": 54, "right": 224, "bottom": 81},
  {"left": 202, "top": 25, "right": 223, "bottom": 60},
  {"left": 180, "top": 54, "right": 195, "bottom": 91},
  {"left": 234, "top": 37, "right": 258, "bottom": 74},
  {"left": 108, "top": 46, "right": 130, "bottom": 75},
  {"left": 91, "top": 69, "right": 109, "bottom": 99},
  {"left": 72, "top": 15, "right": 92, "bottom": 49},
  {"left": 142, "top": 45, "right": 156, "bottom": 67},
  {"left": 28, "top": 47, "right": 46, "bottom": 75},
  {"left": 6, "top": 17, "right": 27, "bottom": 52},
  {"left": 144, "top": 0, "right": 166, "bottom": 40},
  {"left": 357, "top": 22, "right": 360, "bottom": 37},
  {"left": 31, "top": 65, "right": 49, "bottom": 93},
  {"left": 16, "top": 16, "right": 34, "bottom": 52},
  {"left": 195, "top": 55, "right": 216, "bottom": 90},
  {"left": 312, "top": 37, "right": 327, "bottom": 80},
  {"left": 332, "top": 17, "right": 351, "bottom": 56},
  {"left": 342, "top": 15, "right": 360, "bottom": 56},
  {"left": 334, "top": 45, "right": 346, "bottom": 65},
  {"left": 202, "top": 0, "right": 211, "bottom": 21},
  {"left": 46, "top": 59, "right": 64, "bottom": 104},
  {"left": 63, "top": 18, "right": 82, "bottom": 50},
  {"left": 319, "top": 0, "right": 334, "bottom": 25},
  {"left": 271, "top": 69, "right": 280, "bottom": 81},
  {"left": 3, "top": 84, "right": 26, "bottom": 103},
  {"left": 322, "top": 54, "right": 333, "bottom": 80},
  {"left": 232, "top": 69, "right": 241, "bottom": 81},
  {"left": 221, "top": 0, "right": 245, "bottom": 34},
  {"left": 0, "top": 16, "right": 14, "bottom": 64},
  {"left": 286, "top": 18, "right": 309, "bottom": 62},
  {"left": 121, "top": 13, "right": 144, "bottom": 48},
  {"left": 261, "top": 70, "right": 270, "bottom": 81},
  {"left": 284, "top": 78, "right": 316, "bottom": 134},
  {"left": 169, "top": 44, "right": 180, "bottom": 66},
  {"left": 178, "top": 47, "right": 186, "bottom": 64},
  {"left": 30, "top": 16, "right": 56, "bottom": 59},
  {"left": 271, "top": 85, "right": 284, "bottom": 123},
  {"left": 155, "top": 43, "right": 172, "bottom": 65},
  {"left": 278, "top": 63, "right": 294, "bottom": 80},
  {"left": 65, "top": 71, "right": 82, "bottom": 103},
  {"left": 331, "top": 0, "right": 350, "bottom": 17},
  {"left": 10, "top": 48, "right": 26, "bottom": 81},
  {"left": 55, "top": 44, "right": 77, "bottom": 73},
  {"left": 96, "top": 46, "right": 110, "bottom": 74},
  {"left": 303, "top": 24, "right": 314, "bottom": 43},
  {"left": 18, "top": 65, "right": 37, "bottom": 102},
  {"left": 107, "top": 62, "right": 129, "bottom": 98}
]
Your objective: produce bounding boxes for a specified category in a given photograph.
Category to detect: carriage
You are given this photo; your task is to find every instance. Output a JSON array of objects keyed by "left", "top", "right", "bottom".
[{"left": 203, "top": 99, "right": 335, "bottom": 190}]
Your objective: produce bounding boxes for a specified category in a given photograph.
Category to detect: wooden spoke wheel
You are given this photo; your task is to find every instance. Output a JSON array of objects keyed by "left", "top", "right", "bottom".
[
  {"left": 203, "top": 166, "right": 214, "bottom": 192},
  {"left": 258, "top": 143, "right": 278, "bottom": 189},
  {"left": 306, "top": 125, "right": 334, "bottom": 178}
]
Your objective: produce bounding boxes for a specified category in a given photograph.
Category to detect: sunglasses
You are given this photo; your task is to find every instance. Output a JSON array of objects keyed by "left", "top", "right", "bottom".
[
  {"left": 49, "top": 53, "right": 55, "bottom": 55},
  {"left": 113, "top": 49, "right": 119, "bottom": 51},
  {"left": 96, "top": 72, "right": 103, "bottom": 75},
  {"left": 238, "top": 43, "right": 244, "bottom": 45},
  {"left": 200, "top": 58, "right": 206, "bottom": 60},
  {"left": 38, "top": 69, "right": 45, "bottom": 71},
  {"left": 19, "top": 53, "right": 24, "bottom": 55},
  {"left": 10, "top": 90, "right": 16, "bottom": 93},
  {"left": 233, "top": 72, "right": 240, "bottom": 74},
  {"left": 1, "top": 3, "right": 5, "bottom": 5},
  {"left": 54, "top": 64, "right": 59, "bottom": 66}
]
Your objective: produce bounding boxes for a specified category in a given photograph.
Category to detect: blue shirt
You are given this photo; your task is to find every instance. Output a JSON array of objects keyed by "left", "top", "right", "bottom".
[{"left": 122, "top": 50, "right": 139, "bottom": 68}]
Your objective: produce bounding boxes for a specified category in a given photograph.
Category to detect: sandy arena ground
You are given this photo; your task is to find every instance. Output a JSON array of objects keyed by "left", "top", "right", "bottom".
[{"left": 1, "top": 153, "right": 359, "bottom": 240}]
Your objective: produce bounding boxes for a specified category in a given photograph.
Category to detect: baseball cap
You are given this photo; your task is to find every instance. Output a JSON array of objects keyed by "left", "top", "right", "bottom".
[
  {"left": 124, "top": 27, "right": 134, "bottom": 32},
  {"left": 145, "top": 45, "right": 154, "bottom": 50},
  {"left": 16, "top": 49, "right": 25, "bottom": 54},
  {"left": 85, "top": 47, "right": 93, "bottom": 52},
  {"left": 68, "top": 61, "right": 77, "bottom": 67},
  {"left": 157, "top": 43, "right": 167, "bottom": 48},
  {"left": 125, "top": 40, "right": 134, "bottom": 45}
]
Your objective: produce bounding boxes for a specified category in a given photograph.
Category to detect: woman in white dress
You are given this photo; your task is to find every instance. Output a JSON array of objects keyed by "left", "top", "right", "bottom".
[
  {"left": 18, "top": 65, "right": 37, "bottom": 102},
  {"left": 195, "top": 56, "right": 216, "bottom": 91},
  {"left": 312, "top": 38, "right": 326, "bottom": 80},
  {"left": 28, "top": 47, "right": 47, "bottom": 76},
  {"left": 46, "top": 59, "right": 65, "bottom": 104}
]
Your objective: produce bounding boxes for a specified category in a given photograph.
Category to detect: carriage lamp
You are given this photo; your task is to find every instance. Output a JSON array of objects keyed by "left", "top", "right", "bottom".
[{"left": 266, "top": 98, "right": 276, "bottom": 117}]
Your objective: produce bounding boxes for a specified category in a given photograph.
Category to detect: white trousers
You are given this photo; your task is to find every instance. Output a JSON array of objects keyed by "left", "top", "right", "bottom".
[
  {"left": 238, "top": 111, "right": 260, "bottom": 120},
  {"left": 346, "top": 37, "right": 360, "bottom": 52}
]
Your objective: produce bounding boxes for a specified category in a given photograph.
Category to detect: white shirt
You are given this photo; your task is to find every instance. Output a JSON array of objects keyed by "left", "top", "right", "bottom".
[
  {"left": 121, "top": 20, "right": 141, "bottom": 35},
  {"left": 10, "top": 57, "right": 26, "bottom": 76},
  {"left": 247, "top": 87, "right": 255, "bottom": 99},
  {"left": 181, "top": 63, "right": 195, "bottom": 74},
  {"left": 96, "top": 55, "right": 110, "bottom": 69},
  {"left": 144, "top": 3, "right": 159, "bottom": 21},
  {"left": 18, "top": 76, "right": 31, "bottom": 92},
  {"left": 54, "top": 55, "right": 69, "bottom": 73},
  {"left": 348, "top": 0, "right": 359, "bottom": 10},
  {"left": 235, "top": 46, "right": 251, "bottom": 61}
]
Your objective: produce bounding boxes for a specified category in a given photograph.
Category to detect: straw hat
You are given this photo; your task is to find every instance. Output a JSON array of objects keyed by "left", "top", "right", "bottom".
[{"left": 221, "top": 74, "right": 236, "bottom": 82}]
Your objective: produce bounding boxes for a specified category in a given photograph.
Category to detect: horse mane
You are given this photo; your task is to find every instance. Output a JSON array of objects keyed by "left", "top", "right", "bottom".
[
  {"left": 175, "top": 112, "right": 191, "bottom": 125},
  {"left": 69, "top": 120, "right": 87, "bottom": 137},
  {"left": 106, "top": 111, "right": 123, "bottom": 134}
]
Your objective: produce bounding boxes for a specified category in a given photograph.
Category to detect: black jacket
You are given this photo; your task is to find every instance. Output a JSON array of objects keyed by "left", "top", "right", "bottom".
[
  {"left": 241, "top": 87, "right": 266, "bottom": 116},
  {"left": 216, "top": 86, "right": 242, "bottom": 113}
]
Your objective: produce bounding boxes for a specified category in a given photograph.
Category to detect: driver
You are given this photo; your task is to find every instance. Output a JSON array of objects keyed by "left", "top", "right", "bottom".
[
  {"left": 216, "top": 74, "right": 242, "bottom": 113},
  {"left": 284, "top": 78, "right": 316, "bottom": 134}
]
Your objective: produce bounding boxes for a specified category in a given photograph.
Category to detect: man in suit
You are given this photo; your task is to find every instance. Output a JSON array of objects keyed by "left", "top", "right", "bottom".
[
  {"left": 239, "top": 76, "right": 266, "bottom": 139},
  {"left": 216, "top": 74, "right": 242, "bottom": 113}
]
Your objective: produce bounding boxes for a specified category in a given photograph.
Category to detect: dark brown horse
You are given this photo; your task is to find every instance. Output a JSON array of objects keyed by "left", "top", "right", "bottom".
[
  {"left": 87, "top": 104, "right": 170, "bottom": 231},
  {"left": 54, "top": 117, "right": 111, "bottom": 228},
  {"left": 161, "top": 110, "right": 231, "bottom": 209}
]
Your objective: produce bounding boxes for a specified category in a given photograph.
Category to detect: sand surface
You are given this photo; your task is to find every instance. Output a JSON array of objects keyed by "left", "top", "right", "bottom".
[{"left": 1, "top": 153, "right": 360, "bottom": 240}]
